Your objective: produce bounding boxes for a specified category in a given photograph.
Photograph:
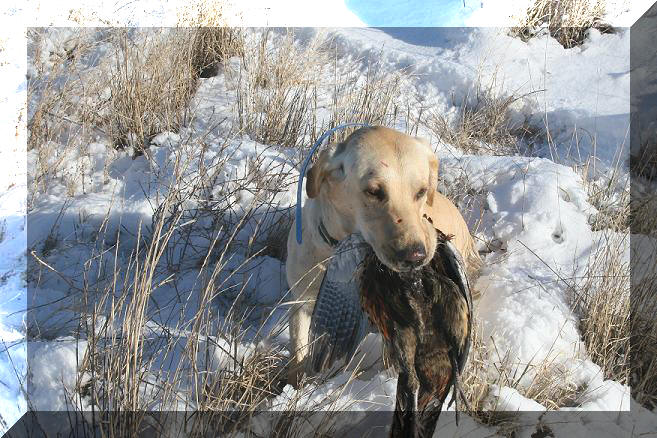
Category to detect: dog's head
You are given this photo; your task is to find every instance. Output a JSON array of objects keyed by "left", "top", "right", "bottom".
[{"left": 306, "top": 126, "right": 439, "bottom": 272}]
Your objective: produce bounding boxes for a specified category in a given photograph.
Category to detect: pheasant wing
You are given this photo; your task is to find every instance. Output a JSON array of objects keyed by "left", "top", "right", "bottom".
[{"left": 307, "top": 234, "right": 373, "bottom": 374}]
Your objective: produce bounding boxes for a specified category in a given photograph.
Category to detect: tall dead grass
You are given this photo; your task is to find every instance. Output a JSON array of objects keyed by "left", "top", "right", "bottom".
[
  {"left": 631, "top": 139, "right": 657, "bottom": 182},
  {"left": 512, "top": 0, "right": 611, "bottom": 48},
  {"left": 568, "top": 227, "right": 657, "bottom": 411},
  {"left": 327, "top": 50, "right": 410, "bottom": 141},
  {"left": 630, "top": 140, "right": 657, "bottom": 236},
  {"left": 230, "top": 30, "right": 413, "bottom": 151},
  {"left": 461, "top": 319, "right": 584, "bottom": 426},
  {"left": 427, "top": 76, "right": 540, "bottom": 156},
  {"left": 574, "top": 154, "right": 657, "bottom": 409},
  {"left": 27, "top": 26, "right": 243, "bottom": 206},
  {"left": 631, "top": 268, "right": 657, "bottom": 410},
  {"left": 230, "top": 29, "right": 327, "bottom": 150},
  {"left": 102, "top": 30, "right": 199, "bottom": 151},
  {"left": 27, "top": 139, "right": 303, "bottom": 435},
  {"left": 571, "top": 232, "right": 630, "bottom": 384}
]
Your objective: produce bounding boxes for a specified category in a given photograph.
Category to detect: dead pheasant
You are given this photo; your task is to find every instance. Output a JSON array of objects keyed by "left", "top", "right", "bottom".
[{"left": 308, "top": 230, "right": 473, "bottom": 437}]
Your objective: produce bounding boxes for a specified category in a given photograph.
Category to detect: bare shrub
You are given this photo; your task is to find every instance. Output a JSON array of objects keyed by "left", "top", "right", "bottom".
[{"left": 512, "top": 0, "right": 611, "bottom": 48}]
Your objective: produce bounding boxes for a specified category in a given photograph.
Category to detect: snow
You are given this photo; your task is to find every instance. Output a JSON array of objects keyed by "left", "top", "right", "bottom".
[
  {"left": 0, "top": 4, "right": 28, "bottom": 430},
  {"left": 487, "top": 385, "right": 548, "bottom": 411},
  {"left": 27, "top": 339, "right": 89, "bottom": 411},
  {"left": 460, "top": 157, "right": 594, "bottom": 371},
  {"left": 328, "top": 25, "right": 630, "bottom": 170},
  {"left": 2, "top": 0, "right": 655, "bottom": 436}
]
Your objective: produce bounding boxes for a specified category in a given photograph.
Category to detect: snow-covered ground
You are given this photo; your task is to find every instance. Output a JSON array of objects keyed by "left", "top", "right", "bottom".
[{"left": 2, "top": 0, "right": 656, "bottom": 436}]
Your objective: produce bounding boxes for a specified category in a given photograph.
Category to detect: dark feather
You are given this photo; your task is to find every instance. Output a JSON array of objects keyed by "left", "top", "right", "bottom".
[
  {"left": 308, "top": 231, "right": 473, "bottom": 438},
  {"left": 360, "top": 230, "right": 473, "bottom": 437}
]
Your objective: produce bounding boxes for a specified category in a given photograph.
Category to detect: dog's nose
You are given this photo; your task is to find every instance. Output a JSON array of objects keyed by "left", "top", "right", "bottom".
[{"left": 396, "top": 243, "right": 427, "bottom": 267}]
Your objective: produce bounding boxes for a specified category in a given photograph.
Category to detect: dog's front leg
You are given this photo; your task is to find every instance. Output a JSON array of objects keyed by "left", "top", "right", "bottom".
[
  {"left": 287, "top": 301, "right": 313, "bottom": 386},
  {"left": 286, "top": 263, "right": 325, "bottom": 387}
]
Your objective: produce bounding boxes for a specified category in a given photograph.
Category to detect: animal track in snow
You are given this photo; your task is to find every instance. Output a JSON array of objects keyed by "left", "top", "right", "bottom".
[{"left": 552, "top": 224, "right": 565, "bottom": 244}]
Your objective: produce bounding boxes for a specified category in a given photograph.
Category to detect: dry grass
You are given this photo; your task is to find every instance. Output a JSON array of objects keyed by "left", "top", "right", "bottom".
[
  {"left": 191, "top": 28, "right": 243, "bottom": 78},
  {"left": 512, "top": 0, "right": 611, "bottom": 48},
  {"left": 630, "top": 191, "right": 657, "bottom": 236},
  {"left": 458, "top": 318, "right": 585, "bottom": 436},
  {"left": 427, "top": 76, "right": 540, "bottom": 156},
  {"left": 571, "top": 231, "right": 630, "bottom": 384},
  {"left": 230, "top": 30, "right": 414, "bottom": 151},
  {"left": 230, "top": 29, "right": 328, "bottom": 149},
  {"left": 102, "top": 28, "right": 242, "bottom": 152},
  {"left": 27, "top": 142, "right": 302, "bottom": 435},
  {"left": 26, "top": 55, "right": 363, "bottom": 431},
  {"left": 631, "top": 270, "right": 657, "bottom": 410},
  {"left": 573, "top": 154, "right": 657, "bottom": 409},
  {"left": 452, "top": 146, "right": 644, "bottom": 430},
  {"left": 327, "top": 50, "right": 411, "bottom": 142},
  {"left": 27, "top": 26, "right": 243, "bottom": 205},
  {"left": 27, "top": 28, "right": 108, "bottom": 199},
  {"left": 631, "top": 139, "right": 657, "bottom": 182},
  {"left": 629, "top": 139, "right": 657, "bottom": 236},
  {"left": 576, "top": 155, "right": 630, "bottom": 232},
  {"left": 101, "top": 30, "right": 199, "bottom": 152},
  {"left": 569, "top": 229, "right": 657, "bottom": 411}
]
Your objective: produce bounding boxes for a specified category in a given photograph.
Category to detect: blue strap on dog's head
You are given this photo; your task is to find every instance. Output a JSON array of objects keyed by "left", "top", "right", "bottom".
[{"left": 296, "top": 123, "right": 369, "bottom": 245}]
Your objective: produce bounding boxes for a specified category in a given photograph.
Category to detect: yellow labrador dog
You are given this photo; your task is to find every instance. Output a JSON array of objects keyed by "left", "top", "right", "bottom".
[{"left": 286, "top": 126, "right": 480, "bottom": 385}]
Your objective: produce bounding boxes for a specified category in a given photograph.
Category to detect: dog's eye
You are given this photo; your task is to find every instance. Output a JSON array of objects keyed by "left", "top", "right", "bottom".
[
  {"left": 365, "top": 187, "right": 385, "bottom": 201},
  {"left": 415, "top": 188, "right": 427, "bottom": 200}
]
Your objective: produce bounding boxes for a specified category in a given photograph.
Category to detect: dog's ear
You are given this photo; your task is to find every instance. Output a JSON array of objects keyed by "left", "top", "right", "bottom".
[
  {"left": 416, "top": 136, "right": 439, "bottom": 207},
  {"left": 306, "top": 145, "right": 345, "bottom": 198}
]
